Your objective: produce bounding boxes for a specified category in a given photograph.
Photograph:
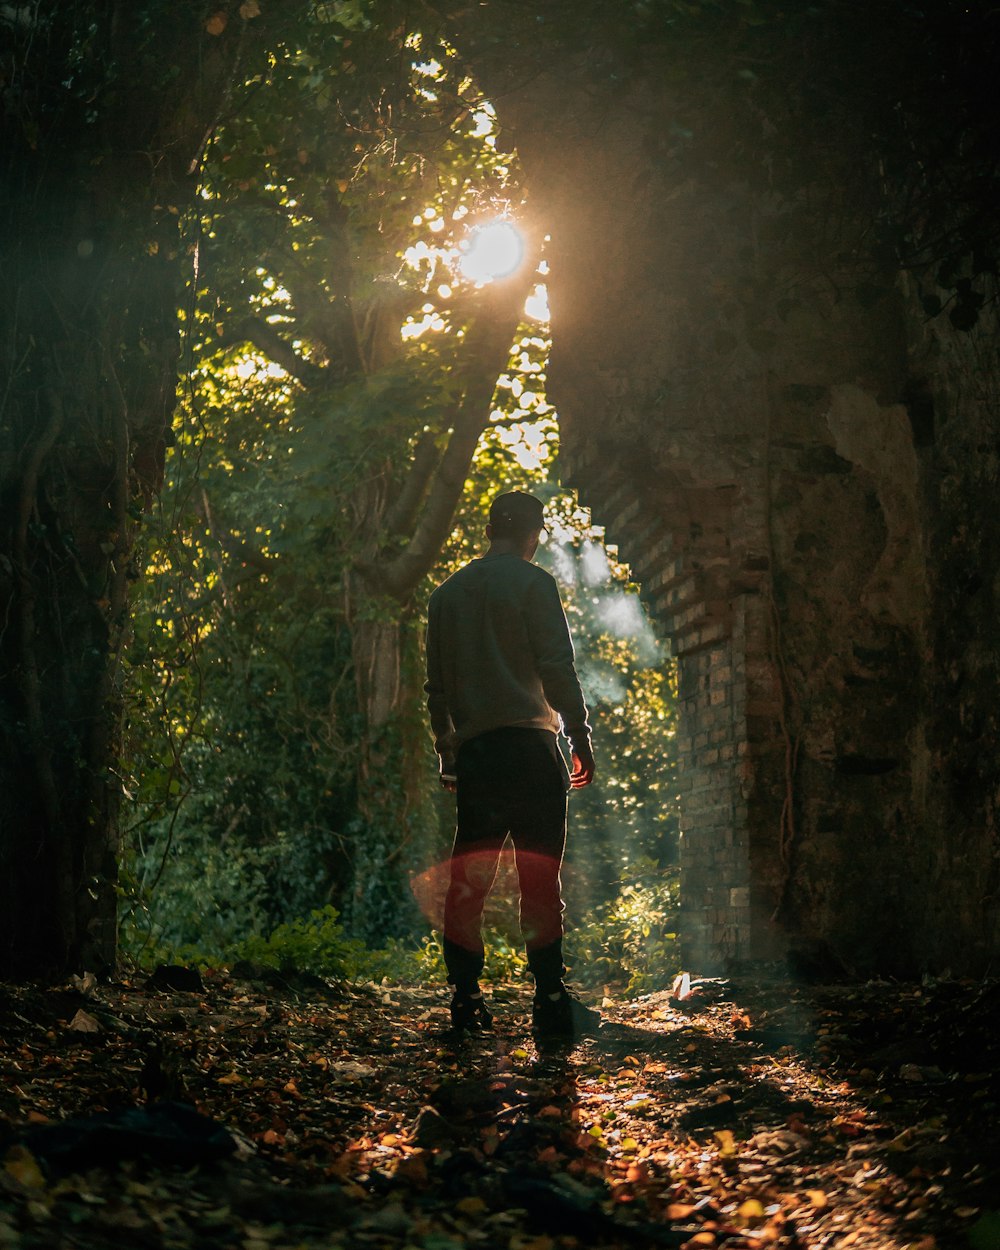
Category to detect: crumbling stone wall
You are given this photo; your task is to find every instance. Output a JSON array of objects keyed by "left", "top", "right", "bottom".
[
  {"left": 904, "top": 293, "right": 1000, "bottom": 971},
  {"left": 497, "top": 61, "right": 1000, "bottom": 976}
]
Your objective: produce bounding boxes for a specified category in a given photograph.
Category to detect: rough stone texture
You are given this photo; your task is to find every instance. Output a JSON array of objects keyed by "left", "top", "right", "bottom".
[{"left": 498, "top": 69, "right": 1000, "bottom": 976}]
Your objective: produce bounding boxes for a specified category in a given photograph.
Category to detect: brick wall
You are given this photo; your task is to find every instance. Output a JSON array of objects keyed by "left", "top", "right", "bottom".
[
  {"left": 565, "top": 452, "right": 786, "bottom": 973},
  {"left": 674, "top": 638, "right": 749, "bottom": 969}
]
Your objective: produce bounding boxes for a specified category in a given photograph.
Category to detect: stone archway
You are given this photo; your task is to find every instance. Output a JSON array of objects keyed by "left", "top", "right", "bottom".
[{"left": 462, "top": 23, "right": 1000, "bottom": 978}]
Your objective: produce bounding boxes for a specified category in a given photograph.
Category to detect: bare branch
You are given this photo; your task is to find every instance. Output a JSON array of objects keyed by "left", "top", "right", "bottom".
[
  {"left": 381, "top": 266, "right": 537, "bottom": 599},
  {"left": 195, "top": 487, "right": 276, "bottom": 610},
  {"left": 384, "top": 429, "right": 441, "bottom": 540},
  {"left": 228, "top": 317, "right": 328, "bottom": 388}
]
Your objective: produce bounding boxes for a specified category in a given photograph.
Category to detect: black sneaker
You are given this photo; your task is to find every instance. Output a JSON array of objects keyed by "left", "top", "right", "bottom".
[
  {"left": 532, "top": 989, "right": 601, "bottom": 1037},
  {"left": 450, "top": 992, "right": 493, "bottom": 1033}
]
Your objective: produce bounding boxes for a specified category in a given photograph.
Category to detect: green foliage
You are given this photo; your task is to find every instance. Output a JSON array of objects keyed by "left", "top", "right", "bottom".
[
  {"left": 230, "top": 906, "right": 371, "bottom": 979},
  {"left": 123, "top": 10, "right": 525, "bottom": 947},
  {"left": 122, "top": 6, "right": 681, "bottom": 978},
  {"left": 138, "top": 913, "right": 478, "bottom": 993},
  {"left": 123, "top": 905, "right": 525, "bottom": 989},
  {"left": 477, "top": 929, "right": 529, "bottom": 983},
  {"left": 126, "top": 904, "right": 421, "bottom": 984},
  {"left": 564, "top": 859, "right": 681, "bottom": 998},
  {"left": 122, "top": 445, "right": 361, "bottom": 951},
  {"left": 396, "top": 927, "right": 527, "bottom": 986}
]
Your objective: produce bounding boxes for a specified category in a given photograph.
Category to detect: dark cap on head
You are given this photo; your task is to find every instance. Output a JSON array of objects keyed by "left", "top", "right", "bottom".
[{"left": 489, "top": 490, "right": 546, "bottom": 538}]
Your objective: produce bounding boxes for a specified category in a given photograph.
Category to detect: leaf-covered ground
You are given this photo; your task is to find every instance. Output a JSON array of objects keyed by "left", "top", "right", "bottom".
[{"left": 2, "top": 969, "right": 998, "bottom": 1250}]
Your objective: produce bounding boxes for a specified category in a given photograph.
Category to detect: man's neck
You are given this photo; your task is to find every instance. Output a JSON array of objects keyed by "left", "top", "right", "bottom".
[{"left": 486, "top": 539, "right": 532, "bottom": 560}]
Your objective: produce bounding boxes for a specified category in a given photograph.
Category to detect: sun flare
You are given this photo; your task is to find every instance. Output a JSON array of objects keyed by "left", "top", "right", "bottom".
[{"left": 458, "top": 221, "right": 525, "bottom": 283}]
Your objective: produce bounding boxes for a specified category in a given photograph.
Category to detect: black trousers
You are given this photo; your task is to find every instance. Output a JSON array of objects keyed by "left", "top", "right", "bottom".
[{"left": 443, "top": 727, "right": 569, "bottom": 996}]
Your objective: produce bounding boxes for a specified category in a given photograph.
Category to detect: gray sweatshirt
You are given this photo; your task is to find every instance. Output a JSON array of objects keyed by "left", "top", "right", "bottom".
[{"left": 425, "top": 552, "right": 591, "bottom": 773}]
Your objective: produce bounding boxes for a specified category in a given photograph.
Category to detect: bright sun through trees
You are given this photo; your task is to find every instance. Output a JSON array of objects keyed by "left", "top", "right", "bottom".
[
  {"left": 122, "top": 17, "right": 678, "bottom": 997},
  {"left": 458, "top": 221, "right": 525, "bottom": 283}
]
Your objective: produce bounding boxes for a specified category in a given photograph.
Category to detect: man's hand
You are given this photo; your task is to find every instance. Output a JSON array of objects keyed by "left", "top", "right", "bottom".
[
  {"left": 440, "top": 772, "right": 457, "bottom": 793},
  {"left": 570, "top": 744, "right": 595, "bottom": 789}
]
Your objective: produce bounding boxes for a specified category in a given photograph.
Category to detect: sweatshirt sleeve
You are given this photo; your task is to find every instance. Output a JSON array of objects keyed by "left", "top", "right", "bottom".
[
  {"left": 424, "top": 592, "right": 456, "bottom": 772},
  {"left": 525, "top": 573, "right": 591, "bottom": 748}
]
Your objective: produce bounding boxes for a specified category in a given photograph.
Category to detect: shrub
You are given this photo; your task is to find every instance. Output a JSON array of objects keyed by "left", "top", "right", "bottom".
[
  {"left": 229, "top": 905, "right": 371, "bottom": 979},
  {"left": 121, "top": 863, "right": 679, "bottom": 999},
  {"left": 564, "top": 859, "right": 680, "bottom": 997}
]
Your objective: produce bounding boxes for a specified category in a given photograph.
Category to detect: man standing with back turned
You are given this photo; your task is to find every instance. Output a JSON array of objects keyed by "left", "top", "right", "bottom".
[{"left": 425, "top": 490, "right": 600, "bottom": 1037}]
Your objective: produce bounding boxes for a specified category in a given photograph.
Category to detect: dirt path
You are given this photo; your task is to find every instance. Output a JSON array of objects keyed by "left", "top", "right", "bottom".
[{"left": 1, "top": 971, "right": 997, "bottom": 1249}]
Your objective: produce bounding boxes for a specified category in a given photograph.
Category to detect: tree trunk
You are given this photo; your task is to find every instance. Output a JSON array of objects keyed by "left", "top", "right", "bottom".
[
  {"left": 345, "top": 591, "right": 430, "bottom": 943},
  {"left": 0, "top": 2, "right": 245, "bottom": 978},
  {"left": 342, "top": 465, "right": 430, "bottom": 943},
  {"left": 0, "top": 197, "right": 173, "bottom": 977}
]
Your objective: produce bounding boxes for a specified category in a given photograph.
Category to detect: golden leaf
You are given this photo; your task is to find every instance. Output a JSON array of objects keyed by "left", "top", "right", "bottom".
[{"left": 713, "top": 1128, "right": 737, "bottom": 1157}]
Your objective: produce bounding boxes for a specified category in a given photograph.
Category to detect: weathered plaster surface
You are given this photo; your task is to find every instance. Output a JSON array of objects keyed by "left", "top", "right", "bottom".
[{"left": 824, "top": 384, "right": 928, "bottom": 630}]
